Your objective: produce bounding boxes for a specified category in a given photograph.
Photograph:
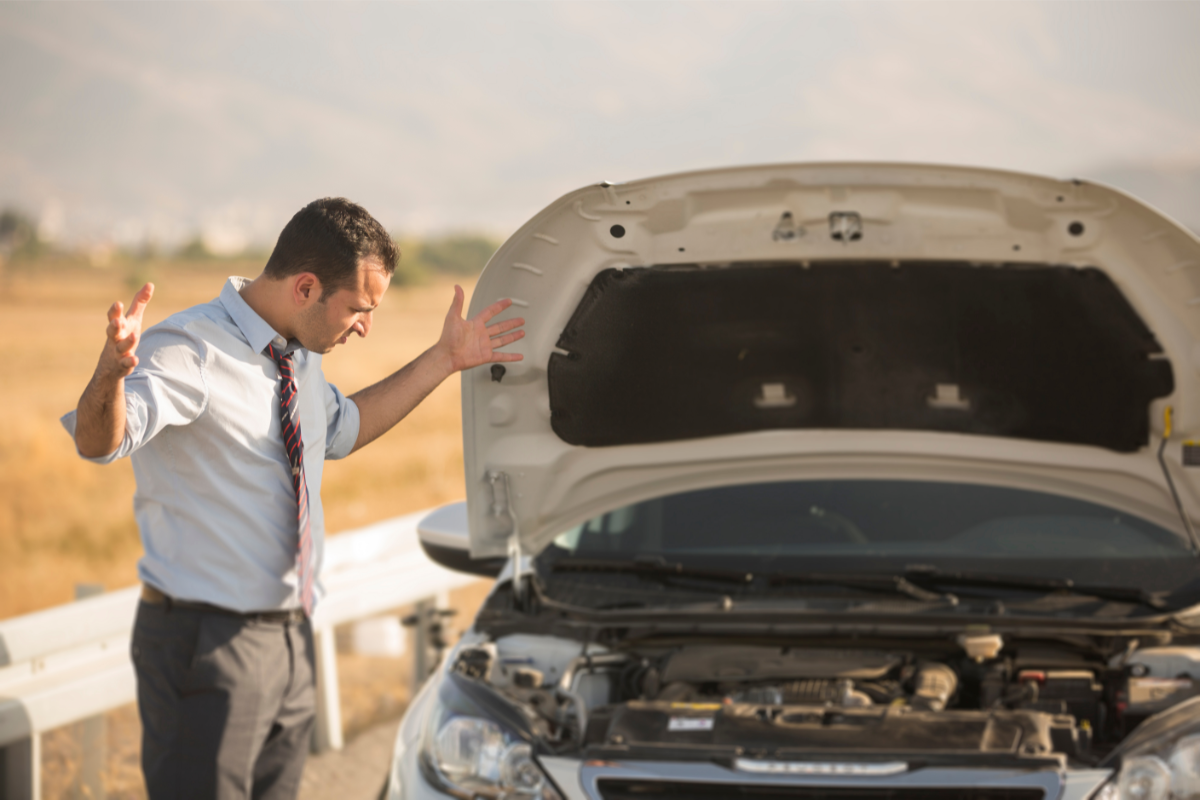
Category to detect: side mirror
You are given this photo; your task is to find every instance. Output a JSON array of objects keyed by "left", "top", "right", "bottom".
[{"left": 417, "top": 502, "right": 506, "bottom": 578}]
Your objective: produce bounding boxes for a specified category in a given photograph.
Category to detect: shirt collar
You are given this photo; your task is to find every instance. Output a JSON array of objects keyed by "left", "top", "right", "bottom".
[{"left": 218, "top": 276, "right": 299, "bottom": 356}]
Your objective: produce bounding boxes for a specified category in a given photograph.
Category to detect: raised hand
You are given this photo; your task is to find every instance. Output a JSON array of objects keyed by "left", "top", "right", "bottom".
[
  {"left": 74, "top": 282, "right": 155, "bottom": 457},
  {"left": 438, "top": 285, "right": 525, "bottom": 373},
  {"left": 98, "top": 283, "right": 155, "bottom": 381}
]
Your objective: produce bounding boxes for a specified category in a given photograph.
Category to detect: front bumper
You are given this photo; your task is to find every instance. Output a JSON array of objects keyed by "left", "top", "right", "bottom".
[
  {"left": 392, "top": 739, "right": 1114, "bottom": 800},
  {"left": 387, "top": 669, "right": 1114, "bottom": 800},
  {"left": 556, "top": 759, "right": 1113, "bottom": 800}
]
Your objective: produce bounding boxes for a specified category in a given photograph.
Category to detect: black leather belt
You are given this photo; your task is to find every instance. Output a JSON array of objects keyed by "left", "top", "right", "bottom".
[{"left": 141, "top": 584, "right": 307, "bottom": 625}]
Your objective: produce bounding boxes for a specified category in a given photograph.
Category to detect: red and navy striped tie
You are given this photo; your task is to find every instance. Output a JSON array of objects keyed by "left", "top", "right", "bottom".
[{"left": 267, "top": 344, "right": 315, "bottom": 616}]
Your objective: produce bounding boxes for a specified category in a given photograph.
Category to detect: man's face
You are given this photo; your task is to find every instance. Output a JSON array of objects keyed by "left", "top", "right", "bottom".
[{"left": 296, "top": 259, "right": 391, "bottom": 354}]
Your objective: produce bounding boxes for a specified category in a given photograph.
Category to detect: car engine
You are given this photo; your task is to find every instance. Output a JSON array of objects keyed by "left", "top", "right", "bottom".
[{"left": 450, "top": 634, "right": 1200, "bottom": 766}]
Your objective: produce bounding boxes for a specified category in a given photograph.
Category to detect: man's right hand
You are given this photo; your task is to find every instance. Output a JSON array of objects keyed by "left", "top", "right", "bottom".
[
  {"left": 98, "top": 283, "right": 155, "bottom": 381},
  {"left": 75, "top": 282, "right": 154, "bottom": 458}
]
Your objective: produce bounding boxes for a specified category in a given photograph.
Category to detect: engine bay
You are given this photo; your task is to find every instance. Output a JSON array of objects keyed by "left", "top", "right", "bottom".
[{"left": 450, "top": 633, "right": 1200, "bottom": 767}]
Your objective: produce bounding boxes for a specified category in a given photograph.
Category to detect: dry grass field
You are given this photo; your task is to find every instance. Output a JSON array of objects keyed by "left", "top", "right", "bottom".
[
  {"left": 1, "top": 259, "right": 476, "bottom": 617},
  {"left": 1, "top": 257, "right": 492, "bottom": 796}
]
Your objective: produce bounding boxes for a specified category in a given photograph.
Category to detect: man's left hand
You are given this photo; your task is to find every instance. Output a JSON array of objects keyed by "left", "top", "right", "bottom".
[{"left": 438, "top": 285, "right": 525, "bottom": 373}]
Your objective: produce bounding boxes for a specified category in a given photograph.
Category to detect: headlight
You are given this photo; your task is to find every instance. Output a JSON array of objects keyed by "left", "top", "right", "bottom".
[
  {"left": 1112, "top": 756, "right": 1171, "bottom": 799},
  {"left": 1097, "top": 696, "right": 1200, "bottom": 800},
  {"left": 1168, "top": 736, "right": 1200, "bottom": 797},
  {"left": 420, "top": 673, "right": 563, "bottom": 800}
]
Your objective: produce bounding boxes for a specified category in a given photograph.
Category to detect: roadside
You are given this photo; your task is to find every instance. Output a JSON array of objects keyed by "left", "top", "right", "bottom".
[
  {"left": 300, "top": 717, "right": 396, "bottom": 800},
  {"left": 34, "top": 582, "right": 491, "bottom": 796}
]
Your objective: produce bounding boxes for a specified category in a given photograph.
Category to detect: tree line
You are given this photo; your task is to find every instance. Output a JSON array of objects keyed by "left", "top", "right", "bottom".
[{"left": 0, "top": 207, "right": 503, "bottom": 285}]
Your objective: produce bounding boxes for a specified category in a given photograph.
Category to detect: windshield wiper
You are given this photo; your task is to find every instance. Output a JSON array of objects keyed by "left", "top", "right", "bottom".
[
  {"left": 767, "top": 572, "right": 959, "bottom": 606},
  {"left": 549, "top": 556, "right": 755, "bottom": 586},
  {"left": 903, "top": 567, "right": 1168, "bottom": 610},
  {"left": 552, "top": 559, "right": 963, "bottom": 606}
]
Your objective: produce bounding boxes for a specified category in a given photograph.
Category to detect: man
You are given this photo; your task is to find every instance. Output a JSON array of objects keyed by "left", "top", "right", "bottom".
[{"left": 62, "top": 198, "right": 524, "bottom": 799}]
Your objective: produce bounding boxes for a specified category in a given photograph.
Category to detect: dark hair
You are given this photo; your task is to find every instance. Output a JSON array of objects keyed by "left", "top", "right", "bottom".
[{"left": 263, "top": 198, "right": 398, "bottom": 299}]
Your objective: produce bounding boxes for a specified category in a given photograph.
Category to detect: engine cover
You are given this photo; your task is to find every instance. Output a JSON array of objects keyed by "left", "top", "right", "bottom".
[{"left": 585, "top": 701, "right": 1085, "bottom": 763}]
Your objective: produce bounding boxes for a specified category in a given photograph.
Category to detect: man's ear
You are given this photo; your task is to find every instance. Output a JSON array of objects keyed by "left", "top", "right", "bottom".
[{"left": 292, "top": 273, "right": 323, "bottom": 307}]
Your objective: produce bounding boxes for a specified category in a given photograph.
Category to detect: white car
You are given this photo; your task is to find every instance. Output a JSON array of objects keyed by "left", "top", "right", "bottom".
[{"left": 385, "top": 163, "right": 1200, "bottom": 800}]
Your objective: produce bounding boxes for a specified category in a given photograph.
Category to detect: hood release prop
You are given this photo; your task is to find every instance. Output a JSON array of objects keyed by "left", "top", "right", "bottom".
[
  {"left": 1157, "top": 406, "right": 1200, "bottom": 554},
  {"left": 487, "top": 470, "right": 534, "bottom": 604}
]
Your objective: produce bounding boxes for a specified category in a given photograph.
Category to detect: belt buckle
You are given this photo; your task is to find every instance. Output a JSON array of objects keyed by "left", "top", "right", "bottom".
[{"left": 255, "top": 607, "right": 305, "bottom": 625}]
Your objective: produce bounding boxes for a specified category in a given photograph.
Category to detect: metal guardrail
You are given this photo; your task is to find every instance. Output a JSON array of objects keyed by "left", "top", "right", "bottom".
[{"left": 0, "top": 506, "right": 478, "bottom": 800}]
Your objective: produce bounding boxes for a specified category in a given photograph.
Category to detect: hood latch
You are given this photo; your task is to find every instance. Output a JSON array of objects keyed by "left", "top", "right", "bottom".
[{"left": 829, "top": 211, "right": 863, "bottom": 242}]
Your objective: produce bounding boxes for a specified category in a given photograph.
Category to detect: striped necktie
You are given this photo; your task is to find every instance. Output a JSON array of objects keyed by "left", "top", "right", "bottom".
[{"left": 267, "top": 344, "right": 315, "bottom": 616}]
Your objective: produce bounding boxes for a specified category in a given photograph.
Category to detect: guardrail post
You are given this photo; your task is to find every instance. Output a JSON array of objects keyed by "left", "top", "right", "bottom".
[
  {"left": 411, "top": 598, "right": 434, "bottom": 690},
  {"left": 408, "top": 591, "right": 454, "bottom": 694},
  {"left": 1, "top": 734, "right": 40, "bottom": 800},
  {"left": 74, "top": 584, "right": 106, "bottom": 800},
  {"left": 311, "top": 625, "right": 343, "bottom": 753}
]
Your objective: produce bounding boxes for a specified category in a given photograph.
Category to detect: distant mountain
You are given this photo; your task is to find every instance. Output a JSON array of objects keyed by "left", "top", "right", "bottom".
[{"left": 1086, "top": 162, "right": 1200, "bottom": 235}]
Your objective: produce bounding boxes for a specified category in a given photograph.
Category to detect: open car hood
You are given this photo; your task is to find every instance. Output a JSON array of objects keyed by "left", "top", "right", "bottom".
[{"left": 461, "top": 162, "right": 1200, "bottom": 558}]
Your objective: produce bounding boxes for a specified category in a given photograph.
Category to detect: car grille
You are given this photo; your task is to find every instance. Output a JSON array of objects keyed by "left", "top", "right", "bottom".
[{"left": 596, "top": 781, "right": 1044, "bottom": 800}]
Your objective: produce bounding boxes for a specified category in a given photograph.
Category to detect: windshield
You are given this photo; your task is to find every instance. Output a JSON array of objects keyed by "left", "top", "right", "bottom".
[{"left": 535, "top": 480, "right": 1199, "bottom": 605}]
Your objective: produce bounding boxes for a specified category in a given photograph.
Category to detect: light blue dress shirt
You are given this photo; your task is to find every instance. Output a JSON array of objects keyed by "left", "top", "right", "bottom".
[{"left": 61, "top": 277, "right": 361, "bottom": 612}]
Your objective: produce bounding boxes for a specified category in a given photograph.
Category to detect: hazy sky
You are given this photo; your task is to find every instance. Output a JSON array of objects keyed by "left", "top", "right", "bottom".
[{"left": 2, "top": 1, "right": 1198, "bottom": 248}]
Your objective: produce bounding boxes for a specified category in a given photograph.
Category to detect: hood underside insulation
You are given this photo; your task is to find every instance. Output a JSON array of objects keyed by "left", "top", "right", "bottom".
[{"left": 547, "top": 261, "right": 1174, "bottom": 452}]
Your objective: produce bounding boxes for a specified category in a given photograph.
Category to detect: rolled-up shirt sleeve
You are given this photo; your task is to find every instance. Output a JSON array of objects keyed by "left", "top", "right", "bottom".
[
  {"left": 60, "top": 326, "right": 209, "bottom": 464},
  {"left": 323, "top": 377, "right": 360, "bottom": 460}
]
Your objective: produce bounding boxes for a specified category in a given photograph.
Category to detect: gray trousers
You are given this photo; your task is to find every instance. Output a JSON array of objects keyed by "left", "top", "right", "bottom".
[{"left": 131, "top": 600, "right": 316, "bottom": 799}]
